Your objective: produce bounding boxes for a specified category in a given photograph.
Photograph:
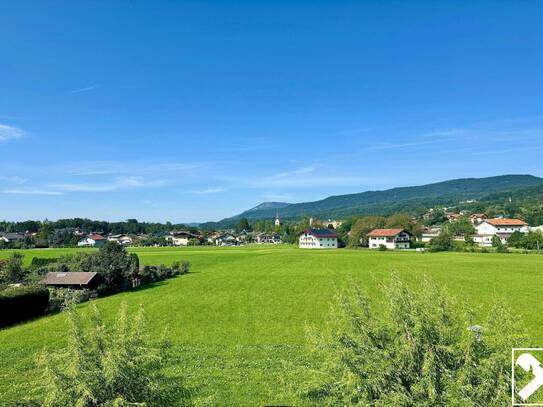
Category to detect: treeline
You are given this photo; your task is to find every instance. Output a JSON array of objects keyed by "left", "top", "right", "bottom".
[{"left": 0, "top": 218, "right": 198, "bottom": 235}]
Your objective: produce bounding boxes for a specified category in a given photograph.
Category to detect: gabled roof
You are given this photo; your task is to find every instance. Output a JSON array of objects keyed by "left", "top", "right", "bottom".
[
  {"left": 302, "top": 228, "right": 338, "bottom": 238},
  {"left": 485, "top": 218, "right": 527, "bottom": 226},
  {"left": 367, "top": 228, "right": 406, "bottom": 237},
  {"left": 41, "top": 272, "right": 101, "bottom": 286},
  {"left": 88, "top": 233, "right": 106, "bottom": 241}
]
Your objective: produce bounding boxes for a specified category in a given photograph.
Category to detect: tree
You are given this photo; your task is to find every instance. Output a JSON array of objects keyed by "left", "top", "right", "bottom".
[
  {"left": 236, "top": 218, "right": 251, "bottom": 233},
  {"left": 297, "top": 275, "right": 525, "bottom": 406},
  {"left": 507, "top": 231, "right": 525, "bottom": 248},
  {"left": 0, "top": 252, "right": 25, "bottom": 284},
  {"left": 86, "top": 241, "right": 132, "bottom": 289},
  {"left": 428, "top": 231, "right": 454, "bottom": 252},
  {"left": 37, "top": 302, "right": 192, "bottom": 406},
  {"left": 349, "top": 216, "right": 386, "bottom": 247},
  {"left": 445, "top": 217, "right": 475, "bottom": 239}
]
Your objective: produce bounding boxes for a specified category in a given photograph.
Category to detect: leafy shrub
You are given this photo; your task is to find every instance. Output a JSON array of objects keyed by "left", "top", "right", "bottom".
[
  {"left": 297, "top": 275, "right": 525, "bottom": 406},
  {"left": 378, "top": 244, "right": 387, "bottom": 251},
  {"left": 0, "top": 286, "right": 49, "bottom": 327},
  {"left": 428, "top": 232, "right": 454, "bottom": 252},
  {"left": 46, "top": 288, "right": 92, "bottom": 313},
  {"left": 37, "top": 302, "right": 193, "bottom": 406}
]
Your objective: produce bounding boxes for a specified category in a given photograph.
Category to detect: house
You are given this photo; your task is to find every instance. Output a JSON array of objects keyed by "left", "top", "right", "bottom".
[
  {"left": 216, "top": 234, "right": 238, "bottom": 246},
  {"left": 474, "top": 218, "right": 529, "bottom": 246},
  {"left": 165, "top": 231, "right": 200, "bottom": 246},
  {"left": 299, "top": 228, "right": 338, "bottom": 249},
  {"left": 41, "top": 271, "right": 103, "bottom": 289},
  {"left": 469, "top": 213, "right": 487, "bottom": 225},
  {"left": 77, "top": 233, "right": 107, "bottom": 247},
  {"left": 420, "top": 227, "right": 441, "bottom": 243},
  {"left": 0, "top": 232, "right": 25, "bottom": 244},
  {"left": 107, "top": 234, "right": 133, "bottom": 246},
  {"left": 368, "top": 229, "right": 412, "bottom": 249},
  {"left": 255, "top": 232, "right": 282, "bottom": 244}
]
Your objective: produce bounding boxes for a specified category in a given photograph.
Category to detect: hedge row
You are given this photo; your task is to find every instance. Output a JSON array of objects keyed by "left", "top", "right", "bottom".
[{"left": 0, "top": 286, "right": 50, "bottom": 328}]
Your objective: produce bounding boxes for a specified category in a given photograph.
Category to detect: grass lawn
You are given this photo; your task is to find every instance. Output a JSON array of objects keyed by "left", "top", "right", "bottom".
[{"left": 1, "top": 245, "right": 542, "bottom": 405}]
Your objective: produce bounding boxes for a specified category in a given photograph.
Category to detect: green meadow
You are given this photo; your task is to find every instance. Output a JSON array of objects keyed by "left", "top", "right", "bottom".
[{"left": 1, "top": 246, "right": 543, "bottom": 405}]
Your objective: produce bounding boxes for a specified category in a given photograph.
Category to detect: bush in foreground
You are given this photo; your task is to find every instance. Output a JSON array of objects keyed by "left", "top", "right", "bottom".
[
  {"left": 0, "top": 285, "right": 49, "bottom": 327},
  {"left": 298, "top": 275, "right": 525, "bottom": 406},
  {"left": 37, "top": 302, "right": 193, "bottom": 406}
]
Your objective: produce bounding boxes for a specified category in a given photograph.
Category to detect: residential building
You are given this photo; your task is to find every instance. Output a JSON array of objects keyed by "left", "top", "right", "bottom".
[
  {"left": 255, "top": 232, "right": 282, "bottom": 244},
  {"left": 368, "top": 229, "right": 412, "bottom": 249},
  {"left": 299, "top": 228, "right": 338, "bottom": 249},
  {"left": 165, "top": 231, "right": 200, "bottom": 246},
  {"left": 474, "top": 218, "right": 529, "bottom": 246},
  {"left": 469, "top": 213, "right": 487, "bottom": 225},
  {"left": 107, "top": 234, "right": 133, "bottom": 246},
  {"left": 77, "top": 233, "right": 107, "bottom": 247},
  {"left": 0, "top": 232, "right": 25, "bottom": 244},
  {"left": 420, "top": 227, "right": 441, "bottom": 243},
  {"left": 216, "top": 234, "right": 238, "bottom": 246}
]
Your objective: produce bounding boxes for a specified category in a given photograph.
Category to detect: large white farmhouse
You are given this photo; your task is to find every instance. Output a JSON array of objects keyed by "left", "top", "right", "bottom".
[
  {"left": 474, "top": 218, "right": 528, "bottom": 246},
  {"left": 165, "top": 231, "right": 200, "bottom": 246},
  {"left": 77, "top": 233, "right": 106, "bottom": 247},
  {"left": 368, "top": 229, "right": 411, "bottom": 249},
  {"left": 299, "top": 228, "right": 338, "bottom": 249}
]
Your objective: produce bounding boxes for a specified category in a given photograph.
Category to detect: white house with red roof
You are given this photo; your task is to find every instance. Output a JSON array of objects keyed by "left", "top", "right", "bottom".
[
  {"left": 77, "top": 233, "right": 107, "bottom": 247},
  {"left": 368, "top": 228, "right": 412, "bottom": 250},
  {"left": 299, "top": 228, "right": 338, "bottom": 249},
  {"left": 474, "top": 218, "right": 529, "bottom": 246}
]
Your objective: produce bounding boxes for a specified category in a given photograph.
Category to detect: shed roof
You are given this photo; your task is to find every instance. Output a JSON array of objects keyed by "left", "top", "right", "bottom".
[{"left": 41, "top": 272, "right": 100, "bottom": 286}]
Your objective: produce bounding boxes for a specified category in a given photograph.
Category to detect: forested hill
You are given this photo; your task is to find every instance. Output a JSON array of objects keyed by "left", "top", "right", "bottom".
[{"left": 201, "top": 175, "right": 543, "bottom": 229}]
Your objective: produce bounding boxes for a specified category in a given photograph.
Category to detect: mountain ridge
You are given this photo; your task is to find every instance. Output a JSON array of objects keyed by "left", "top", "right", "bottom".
[{"left": 200, "top": 174, "right": 543, "bottom": 229}]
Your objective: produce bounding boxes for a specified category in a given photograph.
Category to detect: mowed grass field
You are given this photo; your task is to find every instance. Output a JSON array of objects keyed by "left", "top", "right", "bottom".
[{"left": 1, "top": 245, "right": 543, "bottom": 405}]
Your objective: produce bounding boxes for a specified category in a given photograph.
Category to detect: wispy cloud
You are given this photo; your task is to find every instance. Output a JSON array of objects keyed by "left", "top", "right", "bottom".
[
  {"left": 1, "top": 188, "right": 62, "bottom": 196},
  {"left": 62, "top": 161, "right": 204, "bottom": 176},
  {"left": 70, "top": 85, "right": 98, "bottom": 94},
  {"left": 0, "top": 176, "right": 28, "bottom": 184},
  {"left": 0, "top": 124, "right": 25, "bottom": 142},
  {"left": 49, "top": 177, "right": 169, "bottom": 193},
  {"left": 262, "top": 193, "right": 294, "bottom": 201},
  {"left": 190, "top": 187, "right": 226, "bottom": 194}
]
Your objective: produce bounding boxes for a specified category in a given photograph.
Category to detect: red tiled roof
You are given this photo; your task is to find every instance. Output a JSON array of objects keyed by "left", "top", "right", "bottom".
[
  {"left": 367, "top": 228, "right": 405, "bottom": 237},
  {"left": 486, "top": 218, "right": 527, "bottom": 226},
  {"left": 89, "top": 233, "right": 106, "bottom": 240}
]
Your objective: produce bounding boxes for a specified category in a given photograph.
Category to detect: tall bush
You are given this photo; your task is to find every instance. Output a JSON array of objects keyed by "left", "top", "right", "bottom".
[
  {"left": 0, "top": 286, "right": 49, "bottom": 327},
  {"left": 38, "top": 302, "right": 193, "bottom": 406},
  {"left": 298, "top": 275, "right": 525, "bottom": 406}
]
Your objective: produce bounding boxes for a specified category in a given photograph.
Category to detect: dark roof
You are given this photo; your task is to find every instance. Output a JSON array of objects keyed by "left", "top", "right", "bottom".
[
  {"left": 302, "top": 228, "right": 338, "bottom": 238},
  {"left": 41, "top": 272, "right": 100, "bottom": 286},
  {"left": 0, "top": 232, "right": 25, "bottom": 241}
]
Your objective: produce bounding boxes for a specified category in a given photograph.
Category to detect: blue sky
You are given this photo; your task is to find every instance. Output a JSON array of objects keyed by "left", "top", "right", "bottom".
[{"left": 1, "top": 1, "right": 543, "bottom": 222}]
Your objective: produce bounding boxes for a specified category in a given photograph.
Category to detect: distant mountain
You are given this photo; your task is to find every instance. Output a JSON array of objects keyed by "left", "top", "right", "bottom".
[
  {"left": 246, "top": 202, "right": 291, "bottom": 212},
  {"left": 200, "top": 175, "right": 543, "bottom": 229}
]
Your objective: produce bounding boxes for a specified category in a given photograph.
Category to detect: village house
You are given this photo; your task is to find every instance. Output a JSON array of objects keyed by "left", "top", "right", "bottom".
[
  {"left": 474, "top": 218, "right": 529, "bottom": 246},
  {"left": 368, "top": 229, "right": 412, "bottom": 249},
  {"left": 469, "top": 213, "right": 487, "bottom": 225},
  {"left": 107, "top": 234, "right": 134, "bottom": 246},
  {"left": 165, "top": 231, "right": 201, "bottom": 246},
  {"left": 255, "top": 232, "right": 282, "bottom": 244},
  {"left": 299, "top": 228, "right": 338, "bottom": 249},
  {"left": 215, "top": 233, "right": 238, "bottom": 246},
  {"left": 0, "top": 232, "right": 25, "bottom": 244},
  {"left": 420, "top": 227, "right": 441, "bottom": 243},
  {"left": 41, "top": 271, "right": 104, "bottom": 289},
  {"left": 77, "top": 233, "right": 107, "bottom": 247}
]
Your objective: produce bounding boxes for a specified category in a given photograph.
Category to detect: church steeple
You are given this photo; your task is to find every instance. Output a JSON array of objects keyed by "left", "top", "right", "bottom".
[{"left": 275, "top": 209, "right": 281, "bottom": 226}]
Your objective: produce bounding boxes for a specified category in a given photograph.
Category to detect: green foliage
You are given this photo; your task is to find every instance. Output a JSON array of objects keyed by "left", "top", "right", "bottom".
[
  {"left": 428, "top": 232, "right": 454, "bottom": 252},
  {"left": 444, "top": 217, "right": 476, "bottom": 238},
  {"left": 348, "top": 216, "right": 386, "bottom": 247},
  {"left": 491, "top": 236, "right": 509, "bottom": 253},
  {"left": 0, "top": 252, "right": 26, "bottom": 285},
  {"left": 235, "top": 218, "right": 251, "bottom": 233},
  {"left": 299, "top": 275, "right": 525, "bottom": 406},
  {"left": 378, "top": 244, "right": 387, "bottom": 251},
  {"left": 38, "top": 302, "right": 192, "bottom": 406}
]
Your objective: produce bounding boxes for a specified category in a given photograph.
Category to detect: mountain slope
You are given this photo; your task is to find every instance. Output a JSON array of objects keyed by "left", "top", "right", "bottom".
[{"left": 201, "top": 175, "right": 543, "bottom": 228}]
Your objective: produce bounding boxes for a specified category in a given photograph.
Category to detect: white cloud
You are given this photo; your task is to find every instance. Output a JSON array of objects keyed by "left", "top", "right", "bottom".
[
  {"left": 190, "top": 187, "right": 225, "bottom": 194},
  {"left": 0, "top": 176, "right": 28, "bottom": 184},
  {"left": 49, "top": 177, "right": 169, "bottom": 192},
  {"left": 62, "top": 161, "right": 204, "bottom": 176},
  {"left": 0, "top": 124, "right": 25, "bottom": 142},
  {"left": 70, "top": 85, "right": 98, "bottom": 94},
  {"left": 1, "top": 189, "right": 62, "bottom": 196}
]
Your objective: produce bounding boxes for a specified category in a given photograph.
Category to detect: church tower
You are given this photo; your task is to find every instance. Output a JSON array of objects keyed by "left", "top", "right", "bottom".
[{"left": 275, "top": 209, "right": 281, "bottom": 227}]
